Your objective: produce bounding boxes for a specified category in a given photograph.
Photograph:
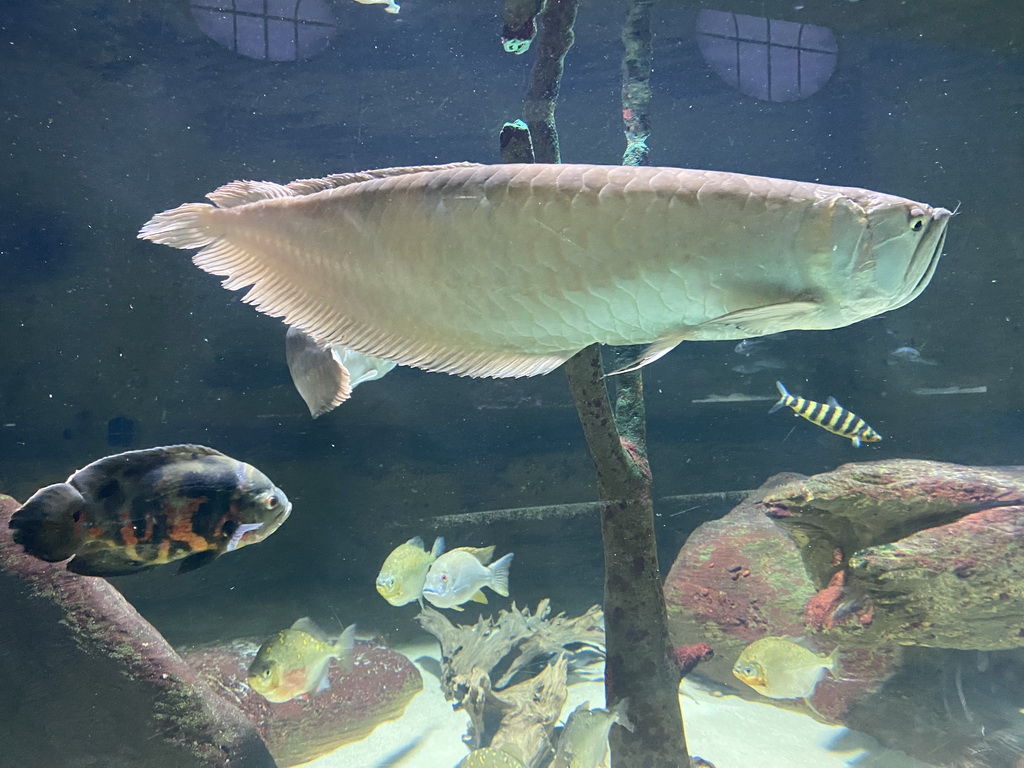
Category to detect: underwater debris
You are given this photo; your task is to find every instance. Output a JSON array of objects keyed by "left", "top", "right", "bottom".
[
  {"left": 351, "top": 0, "right": 400, "bottom": 14},
  {"left": 691, "top": 392, "right": 775, "bottom": 404},
  {"left": 913, "top": 385, "right": 988, "bottom": 395},
  {"left": 416, "top": 600, "right": 603, "bottom": 762},
  {"left": 672, "top": 642, "right": 714, "bottom": 677},
  {"left": 9, "top": 445, "right": 291, "bottom": 576},
  {"left": 139, "top": 163, "right": 950, "bottom": 405}
]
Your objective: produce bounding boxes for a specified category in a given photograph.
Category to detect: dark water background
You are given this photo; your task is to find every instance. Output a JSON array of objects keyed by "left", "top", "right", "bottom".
[{"left": 0, "top": 0, "right": 1021, "bottom": 657}]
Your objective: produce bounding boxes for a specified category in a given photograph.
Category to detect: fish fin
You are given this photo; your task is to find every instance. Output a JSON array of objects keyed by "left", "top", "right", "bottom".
[
  {"left": 825, "top": 648, "right": 842, "bottom": 679},
  {"left": 314, "top": 668, "right": 332, "bottom": 694},
  {"left": 285, "top": 327, "right": 352, "bottom": 417},
  {"left": 9, "top": 483, "right": 87, "bottom": 562},
  {"left": 461, "top": 545, "right": 495, "bottom": 564},
  {"left": 611, "top": 697, "right": 635, "bottom": 732},
  {"left": 66, "top": 547, "right": 157, "bottom": 576},
  {"left": 334, "top": 623, "right": 358, "bottom": 672},
  {"left": 487, "top": 552, "right": 515, "bottom": 597},
  {"left": 430, "top": 536, "right": 446, "bottom": 559},
  {"left": 470, "top": 590, "right": 489, "bottom": 605},
  {"left": 291, "top": 617, "right": 330, "bottom": 642},
  {"left": 851, "top": 435, "right": 862, "bottom": 448},
  {"left": 605, "top": 336, "right": 687, "bottom": 376},
  {"left": 175, "top": 549, "right": 220, "bottom": 574},
  {"left": 768, "top": 381, "right": 789, "bottom": 414},
  {"left": 207, "top": 180, "right": 298, "bottom": 208},
  {"left": 333, "top": 347, "right": 397, "bottom": 388},
  {"left": 827, "top": 396, "right": 840, "bottom": 407},
  {"left": 450, "top": 604, "right": 465, "bottom": 612},
  {"left": 703, "top": 302, "right": 823, "bottom": 337},
  {"left": 72, "top": 445, "right": 228, "bottom": 497},
  {"left": 141, "top": 190, "right": 573, "bottom": 380},
  {"left": 407, "top": 535, "right": 426, "bottom": 550}
]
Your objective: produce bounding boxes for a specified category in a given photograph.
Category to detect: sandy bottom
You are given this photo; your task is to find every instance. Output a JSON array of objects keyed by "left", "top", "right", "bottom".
[{"left": 307, "top": 641, "right": 936, "bottom": 768}]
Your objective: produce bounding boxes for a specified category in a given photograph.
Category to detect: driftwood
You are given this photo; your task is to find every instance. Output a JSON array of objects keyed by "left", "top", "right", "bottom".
[{"left": 416, "top": 601, "right": 603, "bottom": 764}]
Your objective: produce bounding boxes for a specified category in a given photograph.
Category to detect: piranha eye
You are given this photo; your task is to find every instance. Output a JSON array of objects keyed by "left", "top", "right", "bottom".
[
  {"left": 265, "top": 495, "right": 279, "bottom": 509},
  {"left": 441, "top": 574, "right": 448, "bottom": 582}
]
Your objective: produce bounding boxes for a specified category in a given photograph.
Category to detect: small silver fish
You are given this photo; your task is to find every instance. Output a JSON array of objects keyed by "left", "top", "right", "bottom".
[
  {"left": 422, "top": 546, "right": 514, "bottom": 610},
  {"left": 888, "top": 345, "right": 938, "bottom": 366}
]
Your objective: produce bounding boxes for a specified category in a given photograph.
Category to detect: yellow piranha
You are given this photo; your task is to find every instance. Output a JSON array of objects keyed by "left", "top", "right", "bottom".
[
  {"left": 551, "top": 699, "right": 633, "bottom": 768},
  {"left": 376, "top": 535, "right": 445, "bottom": 607},
  {"left": 247, "top": 617, "right": 356, "bottom": 703},
  {"left": 732, "top": 636, "right": 839, "bottom": 700}
]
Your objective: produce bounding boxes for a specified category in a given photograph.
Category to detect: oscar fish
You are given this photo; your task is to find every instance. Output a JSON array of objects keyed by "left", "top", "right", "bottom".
[
  {"left": 139, "top": 163, "right": 950, "bottom": 402},
  {"left": 770, "top": 380, "right": 881, "bottom": 447},
  {"left": 247, "top": 617, "right": 357, "bottom": 703},
  {"left": 9, "top": 444, "right": 291, "bottom": 576}
]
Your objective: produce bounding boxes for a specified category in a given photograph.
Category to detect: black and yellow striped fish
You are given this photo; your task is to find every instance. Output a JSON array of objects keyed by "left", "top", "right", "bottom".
[{"left": 769, "top": 381, "right": 881, "bottom": 447}]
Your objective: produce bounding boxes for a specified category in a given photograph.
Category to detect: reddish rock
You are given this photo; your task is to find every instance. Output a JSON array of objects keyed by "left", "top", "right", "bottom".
[
  {"left": 664, "top": 473, "right": 897, "bottom": 723},
  {"left": 0, "top": 495, "right": 275, "bottom": 768},
  {"left": 672, "top": 642, "right": 713, "bottom": 677},
  {"left": 184, "top": 640, "right": 422, "bottom": 767}
]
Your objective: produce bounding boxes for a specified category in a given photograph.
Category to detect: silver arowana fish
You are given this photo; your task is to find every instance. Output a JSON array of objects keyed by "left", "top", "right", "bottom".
[{"left": 140, "top": 163, "right": 950, "bottom": 400}]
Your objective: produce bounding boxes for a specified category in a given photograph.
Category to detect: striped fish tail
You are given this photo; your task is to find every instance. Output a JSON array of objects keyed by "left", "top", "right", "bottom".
[{"left": 768, "top": 380, "right": 791, "bottom": 414}]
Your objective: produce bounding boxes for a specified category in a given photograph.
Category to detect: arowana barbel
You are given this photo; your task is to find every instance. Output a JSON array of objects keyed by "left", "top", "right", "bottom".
[{"left": 139, "top": 163, "right": 950, "bottom": 402}]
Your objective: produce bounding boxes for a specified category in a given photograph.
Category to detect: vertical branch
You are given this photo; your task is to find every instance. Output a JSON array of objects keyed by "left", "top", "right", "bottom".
[
  {"left": 499, "top": 0, "right": 692, "bottom": 764},
  {"left": 621, "top": 0, "right": 654, "bottom": 167},
  {"left": 521, "top": 0, "right": 580, "bottom": 163}
]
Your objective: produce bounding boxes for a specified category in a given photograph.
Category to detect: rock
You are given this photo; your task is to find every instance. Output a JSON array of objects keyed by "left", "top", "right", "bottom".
[
  {"left": 762, "top": 460, "right": 1024, "bottom": 650},
  {"left": 761, "top": 460, "right": 1024, "bottom": 587},
  {"left": 664, "top": 476, "right": 899, "bottom": 723},
  {"left": 847, "top": 504, "right": 1024, "bottom": 650},
  {"left": 183, "top": 640, "right": 422, "bottom": 767},
  {"left": 665, "top": 460, "right": 1024, "bottom": 765},
  {"left": 0, "top": 494, "right": 276, "bottom": 768}
]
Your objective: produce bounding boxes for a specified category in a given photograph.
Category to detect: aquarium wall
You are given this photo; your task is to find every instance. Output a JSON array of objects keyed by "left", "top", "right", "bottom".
[{"left": 1, "top": 0, "right": 1022, "bottom": 765}]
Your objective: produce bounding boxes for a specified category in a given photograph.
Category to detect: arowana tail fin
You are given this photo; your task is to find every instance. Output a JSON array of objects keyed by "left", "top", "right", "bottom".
[{"left": 9, "top": 483, "right": 88, "bottom": 562}]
